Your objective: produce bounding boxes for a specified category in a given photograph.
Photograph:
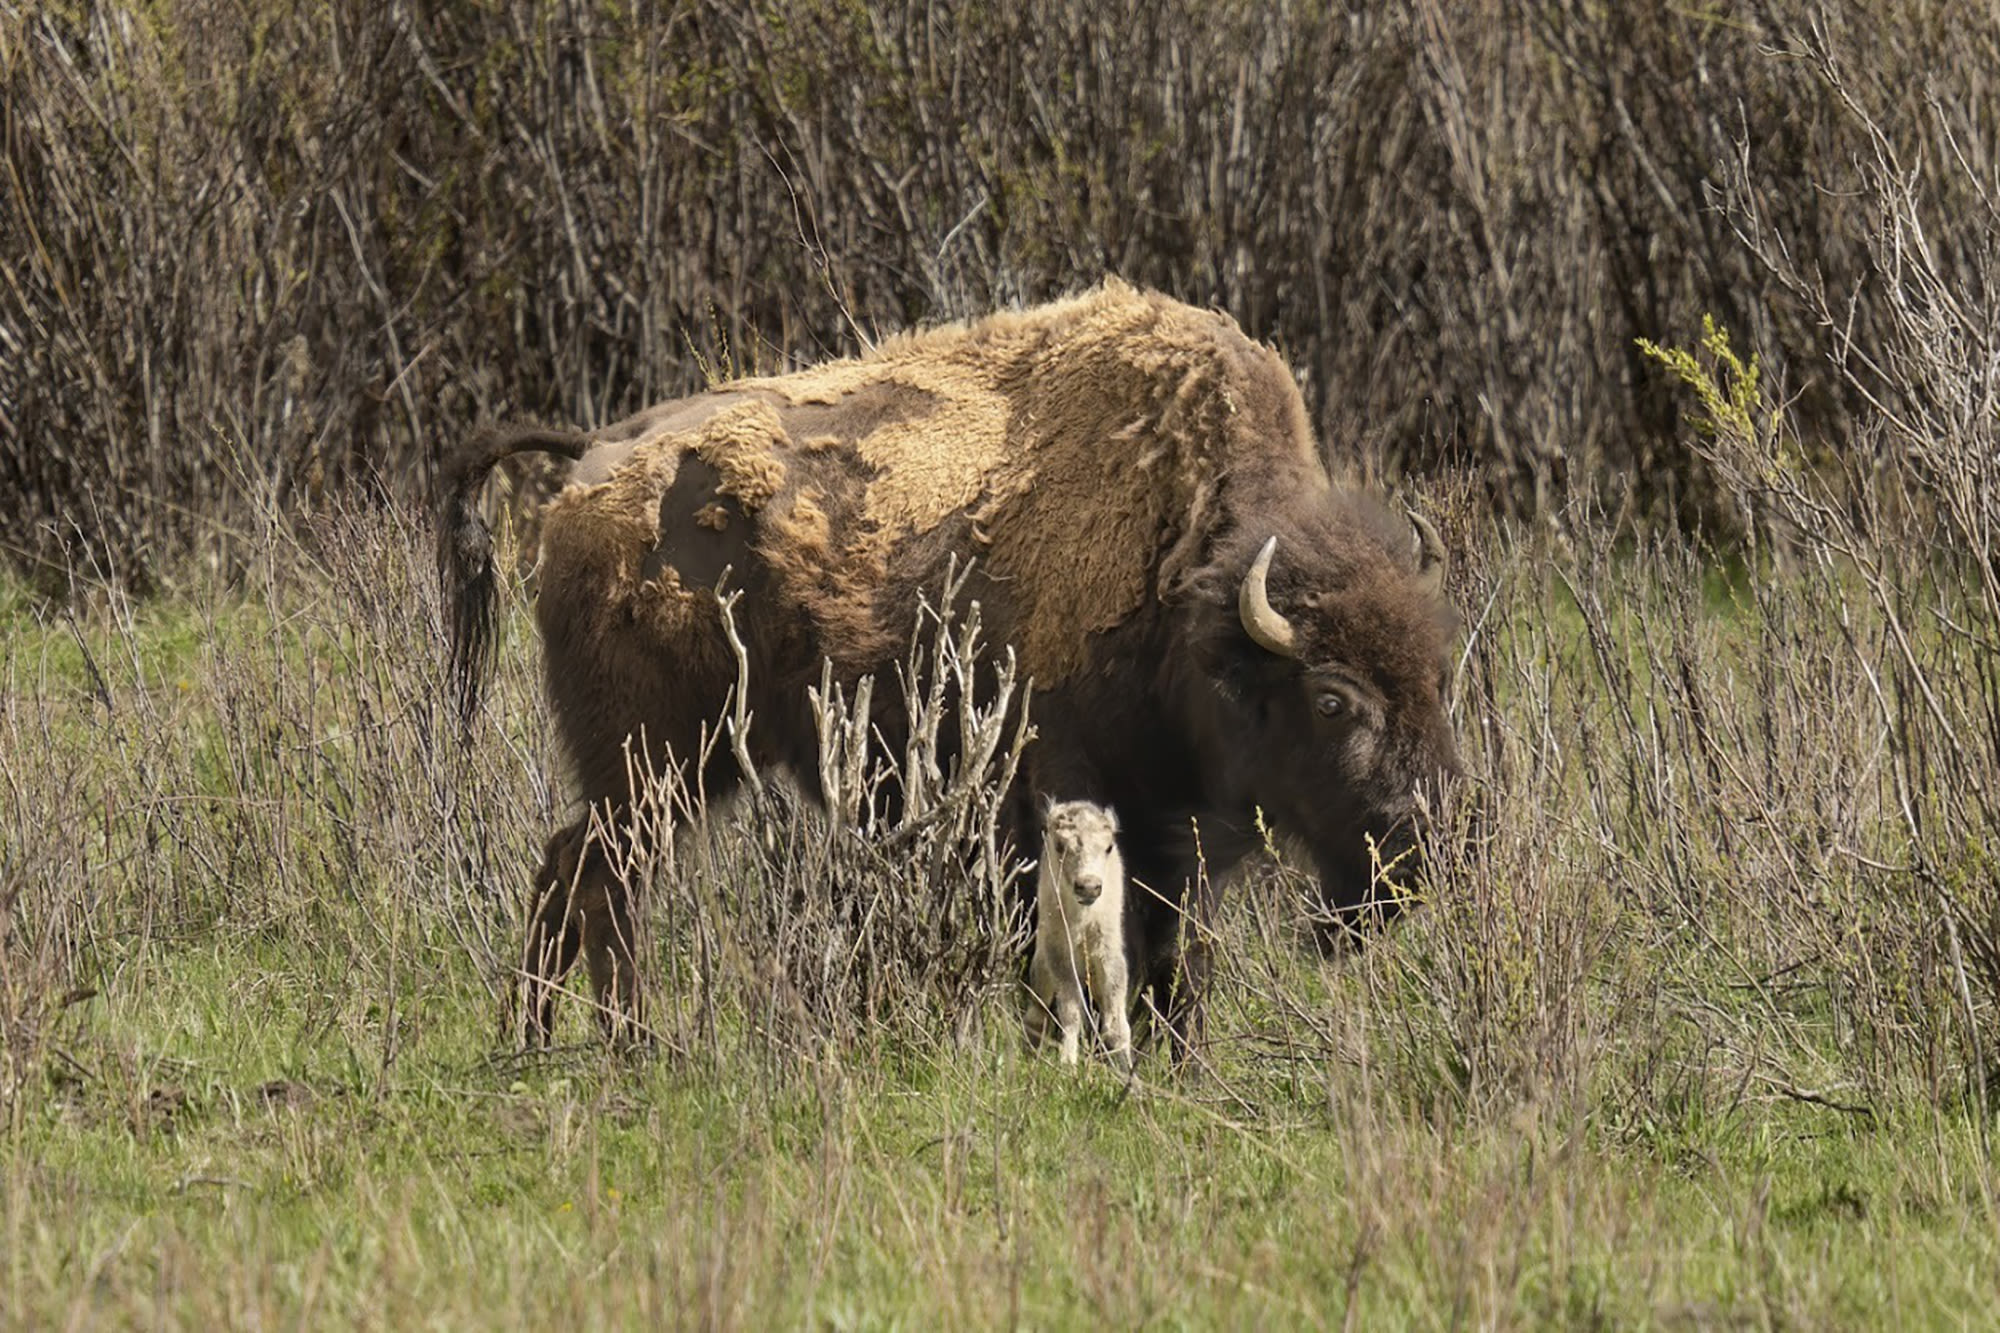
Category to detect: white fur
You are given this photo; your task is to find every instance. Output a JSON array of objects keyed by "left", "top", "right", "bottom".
[{"left": 1025, "top": 800, "right": 1132, "bottom": 1069}]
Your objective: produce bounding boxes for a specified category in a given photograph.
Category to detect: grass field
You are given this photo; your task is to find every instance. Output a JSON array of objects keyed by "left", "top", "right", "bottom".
[{"left": 7, "top": 498, "right": 2000, "bottom": 1329}]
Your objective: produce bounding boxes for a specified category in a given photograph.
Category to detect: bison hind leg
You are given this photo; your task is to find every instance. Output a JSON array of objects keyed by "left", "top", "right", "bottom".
[
  {"left": 510, "top": 815, "right": 646, "bottom": 1049},
  {"left": 512, "top": 822, "right": 588, "bottom": 1048},
  {"left": 581, "top": 882, "right": 644, "bottom": 1046}
]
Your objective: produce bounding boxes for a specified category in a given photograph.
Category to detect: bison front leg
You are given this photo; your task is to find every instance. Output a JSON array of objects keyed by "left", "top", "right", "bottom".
[
  {"left": 1142, "top": 875, "right": 1218, "bottom": 1065},
  {"left": 1163, "top": 938, "right": 1212, "bottom": 1061}
]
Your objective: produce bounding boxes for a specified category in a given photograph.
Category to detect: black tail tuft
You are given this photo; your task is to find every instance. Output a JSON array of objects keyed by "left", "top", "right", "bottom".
[{"left": 435, "top": 424, "right": 590, "bottom": 735}]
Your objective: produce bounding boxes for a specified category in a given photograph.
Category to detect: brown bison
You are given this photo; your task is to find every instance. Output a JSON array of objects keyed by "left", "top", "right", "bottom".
[{"left": 439, "top": 280, "right": 1460, "bottom": 1049}]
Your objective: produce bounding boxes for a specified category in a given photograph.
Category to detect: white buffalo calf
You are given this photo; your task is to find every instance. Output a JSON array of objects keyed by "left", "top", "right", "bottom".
[{"left": 1026, "top": 800, "right": 1133, "bottom": 1069}]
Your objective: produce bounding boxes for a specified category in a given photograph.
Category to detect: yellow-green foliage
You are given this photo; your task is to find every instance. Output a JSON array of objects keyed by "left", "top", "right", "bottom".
[
  {"left": 1637, "top": 315, "right": 1762, "bottom": 442},
  {"left": 1638, "top": 316, "right": 1806, "bottom": 486}
]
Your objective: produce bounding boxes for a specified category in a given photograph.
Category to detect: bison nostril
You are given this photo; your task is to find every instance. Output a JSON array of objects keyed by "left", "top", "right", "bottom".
[{"left": 1073, "top": 876, "right": 1102, "bottom": 903}]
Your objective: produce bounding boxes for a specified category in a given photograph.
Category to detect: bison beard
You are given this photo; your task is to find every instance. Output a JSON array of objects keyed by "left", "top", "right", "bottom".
[{"left": 438, "top": 280, "right": 1461, "bottom": 1053}]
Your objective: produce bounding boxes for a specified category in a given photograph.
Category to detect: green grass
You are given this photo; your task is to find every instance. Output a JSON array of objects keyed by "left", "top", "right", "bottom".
[
  {"left": 9, "top": 516, "right": 2000, "bottom": 1328},
  {"left": 15, "top": 931, "right": 1999, "bottom": 1329}
]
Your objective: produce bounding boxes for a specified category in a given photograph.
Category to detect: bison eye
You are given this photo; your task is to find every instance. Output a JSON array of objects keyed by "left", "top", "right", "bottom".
[{"left": 1315, "top": 691, "right": 1344, "bottom": 718}]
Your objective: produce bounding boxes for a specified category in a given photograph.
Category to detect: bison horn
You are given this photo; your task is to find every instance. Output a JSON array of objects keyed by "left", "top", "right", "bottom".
[
  {"left": 1409, "top": 509, "right": 1447, "bottom": 595},
  {"left": 1238, "top": 536, "right": 1299, "bottom": 658}
]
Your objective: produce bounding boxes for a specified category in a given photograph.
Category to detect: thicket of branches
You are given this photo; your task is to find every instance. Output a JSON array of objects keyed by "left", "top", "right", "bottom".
[{"left": 4, "top": 1, "right": 1996, "bottom": 586}]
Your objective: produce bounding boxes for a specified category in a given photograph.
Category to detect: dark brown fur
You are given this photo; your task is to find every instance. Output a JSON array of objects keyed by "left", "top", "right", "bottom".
[{"left": 437, "top": 282, "right": 1461, "bottom": 1050}]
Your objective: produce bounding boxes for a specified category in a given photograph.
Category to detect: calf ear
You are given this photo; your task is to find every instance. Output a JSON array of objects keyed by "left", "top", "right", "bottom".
[{"left": 1408, "top": 509, "right": 1448, "bottom": 597}]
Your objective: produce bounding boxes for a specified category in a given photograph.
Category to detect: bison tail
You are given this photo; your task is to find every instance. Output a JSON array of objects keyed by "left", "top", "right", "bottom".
[{"left": 436, "top": 423, "right": 589, "bottom": 732}]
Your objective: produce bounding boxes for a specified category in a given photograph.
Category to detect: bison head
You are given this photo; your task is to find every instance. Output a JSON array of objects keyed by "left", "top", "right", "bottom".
[{"left": 1188, "top": 498, "right": 1462, "bottom": 935}]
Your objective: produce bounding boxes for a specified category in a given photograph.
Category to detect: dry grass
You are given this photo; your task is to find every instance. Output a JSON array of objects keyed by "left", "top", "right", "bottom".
[{"left": 4, "top": 460, "right": 2000, "bottom": 1322}]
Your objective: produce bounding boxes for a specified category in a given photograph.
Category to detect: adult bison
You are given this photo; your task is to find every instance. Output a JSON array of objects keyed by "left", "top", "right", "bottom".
[{"left": 440, "top": 280, "right": 1460, "bottom": 1049}]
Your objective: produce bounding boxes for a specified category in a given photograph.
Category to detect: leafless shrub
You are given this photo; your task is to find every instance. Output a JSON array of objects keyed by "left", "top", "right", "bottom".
[
  {"left": 539, "top": 560, "right": 1036, "bottom": 1066},
  {"left": 11, "top": 2, "right": 2000, "bottom": 586},
  {"left": 742, "top": 574, "right": 1030, "bottom": 1057},
  {"left": 1571, "top": 12, "right": 2000, "bottom": 1119}
]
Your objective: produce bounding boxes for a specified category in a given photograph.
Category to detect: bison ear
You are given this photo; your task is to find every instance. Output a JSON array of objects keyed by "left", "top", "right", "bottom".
[{"left": 1408, "top": 509, "right": 1448, "bottom": 597}]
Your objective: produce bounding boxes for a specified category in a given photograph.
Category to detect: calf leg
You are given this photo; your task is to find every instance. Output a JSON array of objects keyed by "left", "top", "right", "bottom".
[
  {"left": 1023, "top": 955, "right": 1057, "bottom": 1049},
  {"left": 1092, "top": 949, "right": 1134, "bottom": 1072},
  {"left": 1054, "top": 963, "right": 1086, "bottom": 1067}
]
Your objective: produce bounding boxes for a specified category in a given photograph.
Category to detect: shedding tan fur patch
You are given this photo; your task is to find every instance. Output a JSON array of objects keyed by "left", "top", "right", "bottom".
[
  {"left": 694, "top": 503, "right": 729, "bottom": 531},
  {"left": 764, "top": 488, "right": 893, "bottom": 664},
  {"left": 632, "top": 564, "right": 705, "bottom": 639},
  {"left": 690, "top": 400, "right": 788, "bottom": 511},
  {"left": 777, "top": 489, "right": 832, "bottom": 550},
  {"left": 722, "top": 282, "right": 1257, "bottom": 677},
  {"left": 739, "top": 361, "right": 1010, "bottom": 538},
  {"left": 539, "top": 443, "right": 679, "bottom": 595}
]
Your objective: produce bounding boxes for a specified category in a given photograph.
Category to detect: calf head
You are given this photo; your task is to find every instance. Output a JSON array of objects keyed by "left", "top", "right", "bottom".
[{"left": 1043, "top": 800, "right": 1122, "bottom": 909}]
